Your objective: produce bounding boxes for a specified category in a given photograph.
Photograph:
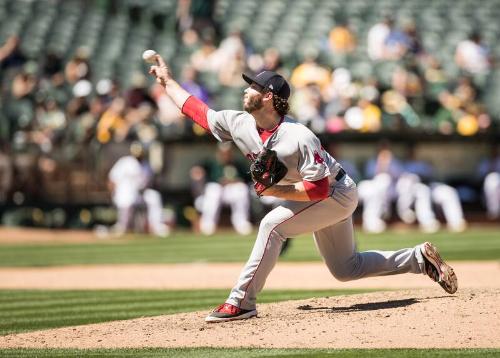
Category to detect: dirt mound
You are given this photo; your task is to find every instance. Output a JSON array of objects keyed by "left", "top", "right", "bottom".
[{"left": 1, "top": 288, "right": 498, "bottom": 349}]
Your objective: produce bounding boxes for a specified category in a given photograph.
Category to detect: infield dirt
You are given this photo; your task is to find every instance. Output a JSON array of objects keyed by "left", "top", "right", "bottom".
[
  {"left": 0, "top": 261, "right": 499, "bottom": 349},
  {"left": 0, "top": 288, "right": 498, "bottom": 349}
]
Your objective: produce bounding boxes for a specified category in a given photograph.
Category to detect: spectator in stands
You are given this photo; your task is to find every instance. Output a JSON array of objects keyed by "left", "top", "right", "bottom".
[
  {"left": 180, "top": 65, "right": 210, "bottom": 104},
  {"left": 218, "top": 44, "right": 246, "bottom": 88},
  {"left": 384, "top": 20, "right": 411, "bottom": 60},
  {"left": 455, "top": 32, "right": 491, "bottom": 75},
  {"left": 367, "top": 16, "right": 392, "bottom": 61},
  {"left": 11, "top": 64, "right": 37, "bottom": 100},
  {"left": 190, "top": 142, "right": 252, "bottom": 236},
  {"left": 125, "top": 102, "right": 157, "bottom": 145},
  {"left": 31, "top": 99, "right": 67, "bottom": 154},
  {"left": 402, "top": 20, "right": 424, "bottom": 56},
  {"left": 478, "top": 146, "right": 500, "bottom": 220},
  {"left": 64, "top": 47, "right": 91, "bottom": 85},
  {"left": 246, "top": 48, "right": 284, "bottom": 81},
  {"left": 261, "top": 47, "right": 283, "bottom": 73},
  {"left": 423, "top": 56, "right": 449, "bottom": 103},
  {"left": 150, "top": 84, "right": 185, "bottom": 137},
  {"left": 391, "top": 63, "right": 425, "bottom": 116},
  {"left": 323, "top": 67, "right": 354, "bottom": 120},
  {"left": 356, "top": 97, "right": 383, "bottom": 133},
  {"left": 62, "top": 96, "right": 101, "bottom": 163},
  {"left": 211, "top": 29, "right": 247, "bottom": 88},
  {"left": 190, "top": 29, "right": 217, "bottom": 73},
  {"left": 289, "top": 83, "right": 324, "bottom": 131},
  {"left": 0, "top": 35, "right": 26, "bottom": 72},
  {"left": 66, "top": 79, "right": 92, "bottom": 122},
  {"left": 290, "top": 51, "right": 331, "bottom": 91},
  {"left": 435, "top": 75, "right": 489, "bottom": 135},
  {"left": 125, "top": 72, "right": 155, "bottom": 108},
  {"left": 328, "top": 20, "right": 357, "bottom": 55},
  {"left": 176, "top": 0, "right": 219, "bottom": 37},
  {"left": 392, "top": 64, "right": 423, "bottom": 99},
  {"left": 37, "top": 57, "right": 70, "bottom": 107},
  {"left": 108, "top": 142, "right": 169, "bottom": 237},
  {"left": 41, "top": 53, "right": 64, "bottom": 80},
  {"left": 97, "top": 97, "right": 128, "bottom": 144},
  {"left": 6, "top": 63, "right": 38, "bottom": 136}
]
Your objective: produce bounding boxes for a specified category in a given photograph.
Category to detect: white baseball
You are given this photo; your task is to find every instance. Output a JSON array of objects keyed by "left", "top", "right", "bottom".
[{"left": 142, "top": 49, "right": 158, "bottom": 64}]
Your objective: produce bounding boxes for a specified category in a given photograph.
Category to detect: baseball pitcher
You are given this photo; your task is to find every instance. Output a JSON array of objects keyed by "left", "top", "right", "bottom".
[{"left": 147, "top": 53, "right": 458, "bottom": 323}]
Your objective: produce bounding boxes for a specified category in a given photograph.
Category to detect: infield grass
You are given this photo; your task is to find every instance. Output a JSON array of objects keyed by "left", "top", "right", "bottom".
[
  {"left": 0, "top": 227, "right": 498, "bottom": 266},
  {"left": 0, "top": 348, "right": 499, "bottom": 357}
]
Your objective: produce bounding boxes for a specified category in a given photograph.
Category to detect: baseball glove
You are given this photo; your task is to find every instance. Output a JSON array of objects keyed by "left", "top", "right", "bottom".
[{"left": 250, "top": 148, "right": 288, "bottom": 196}]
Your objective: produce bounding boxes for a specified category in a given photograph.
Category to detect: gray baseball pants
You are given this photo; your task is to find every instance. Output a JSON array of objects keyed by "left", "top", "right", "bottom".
[{"left": 226, "top": 175, "right": 426, "bottom": 310}]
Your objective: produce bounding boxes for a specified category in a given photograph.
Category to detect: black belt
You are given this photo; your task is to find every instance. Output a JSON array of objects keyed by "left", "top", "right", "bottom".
[{"left": 335, "top": 168, "right": 346, "bottom": 181}]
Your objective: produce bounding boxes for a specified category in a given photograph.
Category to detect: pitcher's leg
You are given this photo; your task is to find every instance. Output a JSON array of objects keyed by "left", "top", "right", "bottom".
[
  {"left": 226, "top": 183, "right": 358, "bottom": 310},
  {"left": 226, "top": 205, "right": 291, "bottom": 310},
  {"left": 314, "top": 218, "right": 425, "bottom": 282},
  {"left": 226, "top": 195, "right": 353, "bottom": 310}
]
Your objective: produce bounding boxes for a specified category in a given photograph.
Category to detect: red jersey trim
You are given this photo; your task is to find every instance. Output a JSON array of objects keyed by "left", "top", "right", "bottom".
[
  {"left": 181, "top": 95, "right": 210, "bottom": 132},
  {"left": 303, "top": 177, "right": 330, "bottom": 200},
  {"left": 257, "top": 116, "right": 284, "bottom": 143}
]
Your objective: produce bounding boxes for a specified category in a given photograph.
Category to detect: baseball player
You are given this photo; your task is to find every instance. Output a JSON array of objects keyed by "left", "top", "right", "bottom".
[
  {"left": 478, "top": 146, "right": 500, "bottom": 220},
  {"left": 191, "top": 141, "right": 253, "bottom": 236},
  {"left": 108, "top": 142, "right": 169, "bottom": 237},
  {"left": 148, "top": 54, "right": 458, "bottom": 323}
]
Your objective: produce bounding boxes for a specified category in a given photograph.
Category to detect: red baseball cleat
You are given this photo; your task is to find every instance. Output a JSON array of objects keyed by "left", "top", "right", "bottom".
[{"left": 205, "top": 303, "right": 257, "bottom": 323}]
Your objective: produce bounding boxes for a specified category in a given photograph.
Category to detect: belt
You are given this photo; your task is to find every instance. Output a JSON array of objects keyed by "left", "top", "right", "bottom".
[{"left": 335, "top": 167, "right": 346, "bottom": 181}]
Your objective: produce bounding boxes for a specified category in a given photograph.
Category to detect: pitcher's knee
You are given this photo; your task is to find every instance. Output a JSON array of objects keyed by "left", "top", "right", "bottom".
[
  {"left": 332, "top": 271, "right": 355, "bottom": 282},
  {"left": 259, "top": 215, "right": 283, "bottom": 235},
  {"left": 330, "top": 266, "right": 357, "bottom": 282}
]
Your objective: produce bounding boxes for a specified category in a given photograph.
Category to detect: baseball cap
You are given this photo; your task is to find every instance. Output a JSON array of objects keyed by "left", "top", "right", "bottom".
[{"left": 242, "top": 70, "right": 291, "bottom": 100}]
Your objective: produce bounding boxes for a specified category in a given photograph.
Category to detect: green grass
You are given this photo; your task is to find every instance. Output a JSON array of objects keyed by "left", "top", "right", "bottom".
[
  {"left": 0, "top": 289, "right": 371, "bottom": 336},
  {"left": 0, "top": 348, "right": 498, "bottom": 357},
  {"left": 0, "top": 228, "right": 498, "bottom": 266}
]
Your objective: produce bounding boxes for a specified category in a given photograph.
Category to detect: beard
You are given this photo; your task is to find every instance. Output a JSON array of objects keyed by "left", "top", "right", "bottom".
[{"left": 243, "top": 94, "right": 264, "bottom": 113}]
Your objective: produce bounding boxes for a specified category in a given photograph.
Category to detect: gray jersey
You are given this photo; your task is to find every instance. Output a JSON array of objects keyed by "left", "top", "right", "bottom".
[{"left": 206, "top": 110, "right": 342, "bottom": 184}]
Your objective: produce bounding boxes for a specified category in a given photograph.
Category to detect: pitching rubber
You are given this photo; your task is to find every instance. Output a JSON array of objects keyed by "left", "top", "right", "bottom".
[{"left": 422, "top": 242, "right": 458, "bottom": 294}]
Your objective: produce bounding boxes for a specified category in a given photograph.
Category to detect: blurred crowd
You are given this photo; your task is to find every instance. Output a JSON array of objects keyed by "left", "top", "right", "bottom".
[{"left": 0, "top": 2, "right": 499, "bottom": 231}]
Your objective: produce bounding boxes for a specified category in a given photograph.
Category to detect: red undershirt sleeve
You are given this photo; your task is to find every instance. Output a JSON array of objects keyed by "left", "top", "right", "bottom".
[
  {"left": 302, "top": 177, "right": 330, "bottom": 200},
  {"left": 181, "top": 95, "right": 210, "bottom": 132}
]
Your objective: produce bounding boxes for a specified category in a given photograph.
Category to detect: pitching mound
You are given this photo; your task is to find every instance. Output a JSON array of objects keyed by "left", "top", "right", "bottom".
[{"left": 1, "top": 288, "right": 498, "bottom": 349}]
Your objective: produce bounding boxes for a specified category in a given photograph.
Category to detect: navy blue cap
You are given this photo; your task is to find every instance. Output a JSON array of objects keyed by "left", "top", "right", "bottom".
[{"left": 242, "top": 70, "right": 291, "bottom": 100}]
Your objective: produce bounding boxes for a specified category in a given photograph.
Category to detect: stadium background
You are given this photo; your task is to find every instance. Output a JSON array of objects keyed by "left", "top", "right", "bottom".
[
  {"left": 0, "top": 0, "right": 499, "bottom": 230},
  {"left": 0, "top": 0, "right": 499, "bottom": 355}
]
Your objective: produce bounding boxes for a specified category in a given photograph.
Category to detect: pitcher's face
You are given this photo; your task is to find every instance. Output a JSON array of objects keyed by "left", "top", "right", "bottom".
[{"left": 243, "top": 83, "right": 265, "bottom": 113}]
